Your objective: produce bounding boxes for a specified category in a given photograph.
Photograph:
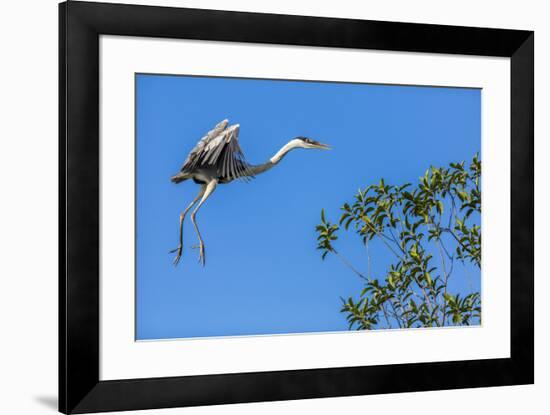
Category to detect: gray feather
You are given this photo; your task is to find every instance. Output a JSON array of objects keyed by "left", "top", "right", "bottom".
[{"left": 178, "top": 120, "right": 254, "bottom": 183}]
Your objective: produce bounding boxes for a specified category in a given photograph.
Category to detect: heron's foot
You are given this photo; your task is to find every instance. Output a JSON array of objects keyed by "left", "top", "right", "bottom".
[
  {"left": 192, "top": 243, "right": 206, "bottom": 266},
  {"left": 170, "top": 245, "right": 183, "bottom": 266}
]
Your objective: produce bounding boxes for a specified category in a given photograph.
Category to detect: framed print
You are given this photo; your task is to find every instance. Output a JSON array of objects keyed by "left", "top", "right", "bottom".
[{"left": 59, "top": 1, "right": 534, "bottom": 413}]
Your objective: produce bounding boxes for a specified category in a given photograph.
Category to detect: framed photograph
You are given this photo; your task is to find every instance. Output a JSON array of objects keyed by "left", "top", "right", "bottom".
[{"left": 59, "top": 1, "right": 533, "bottom": 413}]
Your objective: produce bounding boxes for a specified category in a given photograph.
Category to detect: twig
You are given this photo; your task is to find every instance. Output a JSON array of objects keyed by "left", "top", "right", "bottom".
[
  {"left": 332, "top": 249, "right": 369, "bottom": 282},
  {"left": 365, "top": 221, "right": 405, "bottom": 260}
]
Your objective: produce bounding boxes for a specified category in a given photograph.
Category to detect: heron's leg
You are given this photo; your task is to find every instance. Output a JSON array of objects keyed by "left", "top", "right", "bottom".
[
  {"left": 191, "top": 180, "right": 217, "bottom": 266},
  {"left": 170, "top": 185, "right": 206, "bottom": 266}
]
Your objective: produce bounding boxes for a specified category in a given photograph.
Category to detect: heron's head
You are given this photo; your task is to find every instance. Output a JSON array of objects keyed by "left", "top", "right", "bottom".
[{"left": 293, "top": 136, "right": 331, "bottom": 150}]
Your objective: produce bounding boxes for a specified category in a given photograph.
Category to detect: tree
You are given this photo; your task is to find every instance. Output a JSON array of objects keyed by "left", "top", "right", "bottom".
[{"left": 316, "top": 154, "right": 481, "bottom": 330}]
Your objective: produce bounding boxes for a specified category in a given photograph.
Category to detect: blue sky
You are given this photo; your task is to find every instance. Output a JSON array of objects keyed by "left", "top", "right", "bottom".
[{"left": 135, "top": 74, "right": 481, "bottom": 340}]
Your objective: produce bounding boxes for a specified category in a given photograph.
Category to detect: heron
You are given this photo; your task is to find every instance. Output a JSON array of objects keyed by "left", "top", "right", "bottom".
[{"left": 170, "top": 119, "right": 330, "bottom": 266}]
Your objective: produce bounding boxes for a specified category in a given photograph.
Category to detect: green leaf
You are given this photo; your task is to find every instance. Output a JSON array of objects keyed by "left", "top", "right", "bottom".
[
  {"left": 437, "top": 200, "right": 444, "bottom": 215},
  {"left": 425, "top": 273, "right": 432, "bottom": 286}
]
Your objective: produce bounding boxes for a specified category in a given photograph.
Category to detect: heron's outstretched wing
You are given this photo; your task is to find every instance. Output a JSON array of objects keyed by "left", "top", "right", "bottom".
[
  {"left": 180, "top": 119, "right": 229, "bottom": 172},
  {"left": 181, "top": 120, "right": 254, "bottom": 182}
]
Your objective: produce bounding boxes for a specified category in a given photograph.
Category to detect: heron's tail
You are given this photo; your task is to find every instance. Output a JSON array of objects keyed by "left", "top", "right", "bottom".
[{"left": 171, "top": 172, "right": 189, "bottom": 184}]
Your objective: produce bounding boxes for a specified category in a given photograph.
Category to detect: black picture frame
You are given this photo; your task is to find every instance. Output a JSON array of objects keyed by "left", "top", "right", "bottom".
[{"left": 59, "top": 1, "right": 534, "bottom": 413}]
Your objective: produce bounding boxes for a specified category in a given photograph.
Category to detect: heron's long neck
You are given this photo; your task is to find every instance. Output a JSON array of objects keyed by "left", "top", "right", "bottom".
[{"left": 248, "top": 141, "right": 298, "bottom": 176}]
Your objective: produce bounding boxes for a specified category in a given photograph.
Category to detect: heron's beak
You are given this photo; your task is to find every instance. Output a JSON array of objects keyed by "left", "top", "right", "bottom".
[{"left": 314, "top": 142, "right": 331, "bottom": 150}]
